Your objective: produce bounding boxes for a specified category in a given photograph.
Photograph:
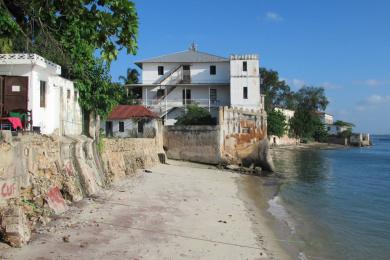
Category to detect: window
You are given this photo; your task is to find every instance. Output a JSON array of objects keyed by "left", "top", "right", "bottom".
[
  {"left": 243, "top": 61, "right": 247, "bottom": 72},
  {"left": 210, "top": 89, "right": 217, "bottom": 102},
  {"left": 138, "top": 121, "right": 144, "bottom": 133},
  {"left": 158, "top": 66, "right": 164, "bottom": 75},
  {"left": 243, "top": 86, "right": 248, "bottom": 99},
  {"left": 40, "top": 81, "right": 46, "bottom": 107},
  {"left": 183, "top": 65, "right": 190, "bottom": 71},
  {"left": 67, "top": 89, "right": 71, "bottom": 99},
  {"left": 74, "top": 91, "right": 78, "bottom": 102},
  {"left": 210, "top": 65, "right": 216, "bottom": 75},
  {"left": 119, "top": 121, "right": 124, "bottom": 132}
]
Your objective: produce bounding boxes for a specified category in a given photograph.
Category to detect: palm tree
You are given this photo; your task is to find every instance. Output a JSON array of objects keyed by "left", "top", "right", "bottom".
[{"left": 119, "top": 68, "right": 139, "bottom": 85}]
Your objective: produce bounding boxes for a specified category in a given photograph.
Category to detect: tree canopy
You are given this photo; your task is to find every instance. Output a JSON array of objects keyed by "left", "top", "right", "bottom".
[
  {"left": 260, "top": 68, "right": 297, "bottom": 112},
  {"left": 267, "top": 109, "right": 287, "bottom": 137},
  {"left": 0, "top": 0, "right": 138, "bottom": 117},
  {"left": 289, "top": 86, "right": 329, "bottom": 141}
]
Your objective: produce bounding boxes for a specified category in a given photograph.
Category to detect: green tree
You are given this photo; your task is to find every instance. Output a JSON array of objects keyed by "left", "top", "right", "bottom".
[
  {"left": 295, "top": 86, "right": 329, "bottom": 111},
  {"left": 260, "top": 68, "right": 296, "bottom": 112},
  {"left": 289, "top": 86, "right": 330, "bottom": 141},
  {"left": 175, "top": 104, "right": 215, "bottom": 126},
  {"left": 119, "top": 68, "right": 139, "bottom": 85},
  {"left": 0, "top": 0, "right": 138, "bottom": 119},
  {"left": 267, "top": 109, "right": 287, "bottom": 137}
]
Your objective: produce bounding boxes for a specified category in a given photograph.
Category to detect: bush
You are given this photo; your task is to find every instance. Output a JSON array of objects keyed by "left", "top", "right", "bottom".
[{"left": 175, "top": 104, "right": 216, "bottom": 125}]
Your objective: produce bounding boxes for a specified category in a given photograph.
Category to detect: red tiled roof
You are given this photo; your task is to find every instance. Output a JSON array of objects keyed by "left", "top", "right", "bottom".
[{"left": 108, "top": 105, "right": 158, "bottom": 120}]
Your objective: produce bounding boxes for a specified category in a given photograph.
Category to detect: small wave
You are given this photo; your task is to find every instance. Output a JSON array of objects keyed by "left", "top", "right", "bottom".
[{"left": 267, "top": 195, "right": 296, "bottom": 233}]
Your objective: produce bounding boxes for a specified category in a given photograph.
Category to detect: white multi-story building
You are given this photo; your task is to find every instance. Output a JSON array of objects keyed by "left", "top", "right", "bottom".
[{"left": 128, "top": 45, "right": 264, "bottom": 125}]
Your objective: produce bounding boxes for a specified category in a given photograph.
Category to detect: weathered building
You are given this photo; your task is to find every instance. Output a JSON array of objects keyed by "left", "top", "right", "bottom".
[
  {"left": 0, "top": 53, "right": 82, "bottom": 135},
  {"left": 102, "top": 105, "right": 160, "bottom": 138},
  {"left": 127, "top": 45, "right": 265, "bottom": 125}
]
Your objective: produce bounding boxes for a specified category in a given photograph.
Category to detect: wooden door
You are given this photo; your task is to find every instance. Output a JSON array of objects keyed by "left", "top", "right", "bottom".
[{"left": 3, "top": 76, "right": 28, "bottom": 114}]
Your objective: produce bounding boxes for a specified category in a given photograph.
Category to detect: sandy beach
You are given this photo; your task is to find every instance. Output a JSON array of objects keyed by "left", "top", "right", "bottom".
[{"left": 1, "top": 160, "right": 292, "bottom": 260}]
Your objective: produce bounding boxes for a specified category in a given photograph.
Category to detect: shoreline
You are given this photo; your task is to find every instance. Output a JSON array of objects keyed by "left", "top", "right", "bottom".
[
  {"left": 270, "top": 142, "right": 348, "bottom": 151},
  {"left": 1, "top": 160, "right": 293, "bottom": 259}
]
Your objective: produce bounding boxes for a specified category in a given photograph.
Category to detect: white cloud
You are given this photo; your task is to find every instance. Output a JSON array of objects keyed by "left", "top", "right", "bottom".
[
  {"left": 265, "top": 12, "right": 283, "bottom": 22},
  {"left": 355, "top": 95, "right": 390, "bottom": 111},
  {"left": 322, "top": 82, "right": 343, "bottom": 89},
  {"left": 291, "top": 78, "right": 306, "bottom": 88},
  {"left": 353, "top": 79, "right": 388, "bottom": 87}
]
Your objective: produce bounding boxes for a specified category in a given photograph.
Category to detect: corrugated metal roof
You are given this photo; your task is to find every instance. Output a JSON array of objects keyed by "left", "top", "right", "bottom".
[
  {"left": 108, "top": 105, "right": 158, "bottom": 120},
  {"left": 135, "top": 50, "right": 229, "bottom": 64}
]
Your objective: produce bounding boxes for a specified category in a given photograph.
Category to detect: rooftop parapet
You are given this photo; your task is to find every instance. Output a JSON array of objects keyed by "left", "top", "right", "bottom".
[
  {"left": 230, "top": 54, "right": 259, "bottom": 60},
  {"left": 0, "top": 53, "right": 61, "bottom": 75}
]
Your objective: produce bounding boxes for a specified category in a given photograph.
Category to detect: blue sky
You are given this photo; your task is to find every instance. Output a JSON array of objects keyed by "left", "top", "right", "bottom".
[{"left": 110, "top": 0, "right": 390, "bottom": 134}]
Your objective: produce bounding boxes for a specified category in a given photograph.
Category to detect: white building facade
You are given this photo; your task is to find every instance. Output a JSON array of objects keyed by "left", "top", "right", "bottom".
[
  {"left": 128, "top": 46, "right": 264, "bottom": 125},
  {"left": 0, "top": 53, "right": 82, "bottom": 135}
]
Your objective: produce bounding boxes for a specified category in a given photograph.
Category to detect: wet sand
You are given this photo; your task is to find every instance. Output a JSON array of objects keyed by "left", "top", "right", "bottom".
[{"left": 1, "top": 160, "right": 292, "bottom": 260}]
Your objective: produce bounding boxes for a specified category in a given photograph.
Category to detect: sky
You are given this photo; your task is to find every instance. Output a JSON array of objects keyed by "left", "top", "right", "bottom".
[{"left": 110, "top": 0, "right": 390, "bottom": 134}]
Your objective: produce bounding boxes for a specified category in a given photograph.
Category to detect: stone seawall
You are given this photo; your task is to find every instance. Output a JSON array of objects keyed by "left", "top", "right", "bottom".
[
  {"left": 100, "top": 137, "right": 165, "bottom": 182},
  {"left": 163, "top": 126, "right": 221, "bottom": 164},
  {"left": 0, "top": 133, "right": 164, "bottom": 247}
]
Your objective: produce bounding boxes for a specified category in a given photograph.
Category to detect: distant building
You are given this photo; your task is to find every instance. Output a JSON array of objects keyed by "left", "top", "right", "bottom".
[
  {"left": 127, "top": 45, "right": 265, "bottom": 125},
  {"left": 317, "top": 112, "right": 334, "bottom": 125},
  {"left": 327, "top": 124, "right": 349, "bottom": 136},
  {"left": 102, "top": 105, "right": 160, "bottom": 138},
  {"left": 0, "top": 53, "right": 82, "bottom": 135}
]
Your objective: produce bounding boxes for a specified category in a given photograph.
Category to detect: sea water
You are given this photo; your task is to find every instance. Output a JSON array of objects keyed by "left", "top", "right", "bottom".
[{"left": 270, "top": 135, "right": 390, "bottom": 260}]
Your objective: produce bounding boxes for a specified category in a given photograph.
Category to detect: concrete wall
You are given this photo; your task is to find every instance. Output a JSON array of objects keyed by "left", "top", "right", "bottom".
[
  {"left": 163, "top": 125, "right": 221, "bottom": 164},
  {"left": 163, "top": 106, "right": 273, "bottom": 170}
]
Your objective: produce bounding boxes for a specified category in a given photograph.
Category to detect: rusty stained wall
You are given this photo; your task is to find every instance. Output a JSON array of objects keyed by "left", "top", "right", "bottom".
[{"left": 219, "top": 106, "right": 267, "bottom": 164}]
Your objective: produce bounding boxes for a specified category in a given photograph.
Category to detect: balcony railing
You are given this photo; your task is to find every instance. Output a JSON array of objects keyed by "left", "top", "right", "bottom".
[{"left": 129, "top": 98, "right": 221, "bottom": 117}]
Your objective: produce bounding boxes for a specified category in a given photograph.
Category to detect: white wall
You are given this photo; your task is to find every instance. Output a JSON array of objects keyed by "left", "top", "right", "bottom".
[
  {"left": 141, "top": 62, "right": 230, "bottom": 84},
  {"left": 0, "top": 63, "right": 82, "bottom": 135},
  {"left": 101, "top": 118, "right": 158, "bottom": 138},
  {"left": 229, "top": 57, "right": 261, "bottom": 109},
  {"left": 143, "top": 85, "right": 230, "bottom": 107}
]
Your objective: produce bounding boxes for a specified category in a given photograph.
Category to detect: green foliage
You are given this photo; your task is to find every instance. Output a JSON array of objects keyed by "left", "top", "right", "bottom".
[
  {"left": 260, "top": 68, "right": 297, "bottom": 112},
  {"left": 295, "top": 86, "right": 329, "bottom": 111},
  {"left": 119, "top": 68, "right": 139, "bottom": 85},
  {"left": 175, "top": 104, "right": 215, "bottom": 126},
  {"left": 288, "top": 86, "right": 330, "bottom": 142},
  {"left": 290, "top": 107, "right": 328, "bottom": 141},
  {"left": 339, "top": 129, "right": 353, "bottom": 138},
  {"left": 267, "top": 109, "right": 287, "bottom": 137},
  {"left": 334, "top": 120, "right": 355, "bottom": 128},
  {"left": 0, "top": 0, "right": 139, "bottom": 116}
]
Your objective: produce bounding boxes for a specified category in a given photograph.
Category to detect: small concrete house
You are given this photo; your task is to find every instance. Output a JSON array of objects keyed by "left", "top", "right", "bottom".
[
  {"left": 103, "top": 105, "right": 159, "bottom": 138},
  {"left": 127, "top": 44, "right": 265, "bottom": 125},
  {"left": 0, "top": 53, "right": 82, "bottom": 135}
]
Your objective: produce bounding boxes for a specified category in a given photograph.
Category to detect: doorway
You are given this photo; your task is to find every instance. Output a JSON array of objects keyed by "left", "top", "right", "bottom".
[
  {"left": 182, "top": 89, "right": 191, "bottom": 105},
  {"left": 105, "top": 121, "right": 113, "bottom": 137}
]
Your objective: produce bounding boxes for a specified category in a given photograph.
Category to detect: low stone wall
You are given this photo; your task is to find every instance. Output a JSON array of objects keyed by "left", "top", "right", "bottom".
[
  {"left": 100, "top": 137, "right": 165, "bottom": 182},
  {"left": 163, "top": 125, "right": 221, "bottom": 164},
  {"left": 0, "top": 132, "right": 165, "bottom": 248},
  {"left": 0, "top": 133, "right": 106, "bottom": 247}
]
